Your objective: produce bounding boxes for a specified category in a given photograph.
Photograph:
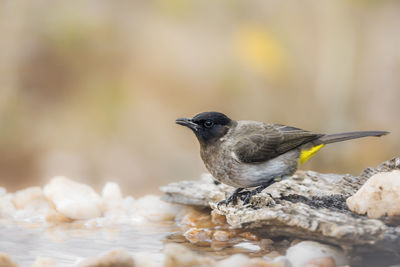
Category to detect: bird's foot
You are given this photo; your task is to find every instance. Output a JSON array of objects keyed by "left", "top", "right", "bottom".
[
  {"left": 217, "top": 188, "right": 244, "bottom": 207},
  {"left": 240, "top": 184, "right": 269, "bottom": 205}
]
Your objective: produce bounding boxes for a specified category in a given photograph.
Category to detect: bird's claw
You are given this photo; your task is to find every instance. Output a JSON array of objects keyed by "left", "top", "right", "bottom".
[
  {"left": 218, "top": 184, "right": 271, "bottom": 207},
  {"left": 217, "top": 194, "right": 238, "bottom": 207},
  {"left": 217, "top": 188, "right": 245, "bottom": 207},
  {"left": 239, "top": 191, "right": 254, "bottom": 205}
]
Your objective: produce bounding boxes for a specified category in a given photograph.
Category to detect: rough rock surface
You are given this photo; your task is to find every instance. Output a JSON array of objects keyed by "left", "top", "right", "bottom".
[{"left": 161, "top": 158, "right": 400, "bottom": 261}]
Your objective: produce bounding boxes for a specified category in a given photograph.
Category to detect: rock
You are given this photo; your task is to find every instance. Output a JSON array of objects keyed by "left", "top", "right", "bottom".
[
  {"left": 211, "top": 210, "right": 227, "bottom": 225},
  {"left": 346, "top": 170, "right": 400, "bottom": 219},
  {"left": 213, "top": 230, "right": 234, "bottom": 242},
  {"left": 102, "top": 182, "right": 123, "bottom": 202},
  {"left": 286, "top": 241, "right": 347, "bottom": 267},
  {"left": 76, "top": 249, "right": 135, "bottom": 267},
  {"left": 0, "top": 252, "right": 18, "bottom": 267},
  {"left": 238, "top": 232, "right": 259, "bottom": 241},
  {"left": 161, "top": 158, "right": 400, "bottom": 261},
  {"left": 163, "top": 243, "right": 214, "bottom": 267},
  {"left": 184, "top": 228, "right": 213, "bottom": 244},
  {"left": 31, "top": 257, "right": 56, "bottom": 267},
  {"left": 13, "top": 187, "right": 44, "bottom": 209},
  {"left": 0, "top": 194, "right": 17, "bottom": 219},
  {"left": 160, "top": 173, "right": 226, "bottom": 206},
  {"left": 43, "top": 176, "right": 103, "bottom": 220},
  {"left": 10, "top": 187, "right": 50, "bottom": 223}
]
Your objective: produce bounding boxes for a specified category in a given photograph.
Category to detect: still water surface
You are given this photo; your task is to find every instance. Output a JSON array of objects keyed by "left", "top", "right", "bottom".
[{"left": 0, "top": 222, "right": 177, "bottom": 266}]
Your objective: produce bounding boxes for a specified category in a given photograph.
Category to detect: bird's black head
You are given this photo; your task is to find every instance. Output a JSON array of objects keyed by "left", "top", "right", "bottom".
[{"left": 176, "top": 112, "right": 233, "bottom": 145}]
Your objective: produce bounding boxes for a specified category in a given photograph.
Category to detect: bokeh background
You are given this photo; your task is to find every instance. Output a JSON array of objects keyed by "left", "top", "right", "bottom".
[{"left": 0, "top": 0, "right": 399, "bottom": 196}]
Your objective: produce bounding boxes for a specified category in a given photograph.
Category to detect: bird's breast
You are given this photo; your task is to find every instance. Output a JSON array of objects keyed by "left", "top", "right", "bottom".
[{"left": 201, "top": 144, "right": 300, "bottom": 188}]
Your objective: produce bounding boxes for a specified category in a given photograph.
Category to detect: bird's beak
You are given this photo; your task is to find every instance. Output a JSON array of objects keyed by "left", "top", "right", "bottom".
[{"left": 175, "top": 118, "right": 199, "bottom": 131}]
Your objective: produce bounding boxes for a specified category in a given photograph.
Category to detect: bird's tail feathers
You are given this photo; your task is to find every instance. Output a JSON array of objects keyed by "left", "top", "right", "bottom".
[{"left": 316, "top": 131, "right": 389, "bottom": 145}]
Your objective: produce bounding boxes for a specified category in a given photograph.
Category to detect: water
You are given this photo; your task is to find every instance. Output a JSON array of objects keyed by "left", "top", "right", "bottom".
[{"left": 0, "top": 222, "right": 178, "bottom": 266}]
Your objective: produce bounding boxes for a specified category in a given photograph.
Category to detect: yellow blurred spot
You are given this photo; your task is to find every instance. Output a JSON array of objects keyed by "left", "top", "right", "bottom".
[{"left": 235, "top": 25, "right": 287, "bottom": 76}]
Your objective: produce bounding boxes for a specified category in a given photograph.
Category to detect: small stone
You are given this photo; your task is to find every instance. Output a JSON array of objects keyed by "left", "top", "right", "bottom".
[
  {"left": 211, "top": 210, "right": 227, "bottom": 225},
  {"left": 43, "top": 176, "right": 103, "bottom": 220},
  {"left": 213, "top": 230, "right": 234, "bottom": 242},
  {"left": 239, "top": 232, "right": 259, "bottom": 241},
  {"left": 77, "top": 249, "right": 134, "bottom": 267},
  {"left": 184, "top": 228, "right": 213, "bottom": 244},
  {"left": 0, "top": 194, "right": 16, "bottom": 218},
  {"left": 13, "top": 187, "right": 44, "bottom": 209},
  {"left": 0, "top": 252, "right": 18, "bottom": 267},
  {"left": 286, "top": 241, "right": 347, "bottom": 267},
  {"left": 31, "top": 257, "right": 56, "bottom": 267},
  {"left": 346, "top": 170, "right": 400, "bottom": 218},
  {"left": 102, "top": 182, "right": 123, "bottom": 202},
  {"left": 163, "top": 243, "right": 214, "bottom": 267}
]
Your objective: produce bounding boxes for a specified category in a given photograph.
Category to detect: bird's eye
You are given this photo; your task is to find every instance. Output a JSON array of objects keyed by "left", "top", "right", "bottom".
[{"left": 204, "top": 120, "right": 214, "bottom": 128}]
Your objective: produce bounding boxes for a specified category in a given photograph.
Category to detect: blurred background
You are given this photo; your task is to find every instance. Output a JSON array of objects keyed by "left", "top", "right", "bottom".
[{"left": 0, "top": 0, "right": 399, "bottom": 196}]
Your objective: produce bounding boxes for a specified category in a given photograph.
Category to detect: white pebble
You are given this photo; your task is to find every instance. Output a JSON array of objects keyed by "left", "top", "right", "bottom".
[
  {"left": 286, "top": 241, "right": 347, "bottom": 267},
  {"left": 14, "top": 187, "right": 44, "bottom": 209},
  {"left": 0, "top": 194, "right": 16, "bottom": 218},
  {"left": 102, "top": 182, "right": 123, "bottom": 202},
  {"left": 347, "top": 170, "right": 400, "bottom": 218},
  {"left": 43, "top": 176, "right": 103, "bottom": 220}
]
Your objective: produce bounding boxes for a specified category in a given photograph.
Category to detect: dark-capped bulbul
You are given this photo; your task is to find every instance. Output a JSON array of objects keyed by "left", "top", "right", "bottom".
[{"left": 176, "top": 111, "right": 389, "bottom": 206}]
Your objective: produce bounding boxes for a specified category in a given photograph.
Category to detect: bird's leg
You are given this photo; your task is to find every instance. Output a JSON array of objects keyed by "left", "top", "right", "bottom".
[
  {"left": 241, "top": 180, "right": 275, "bottom": 205},
  {"left": 218, "top": 187, "right": 244, "bottom": 207}
]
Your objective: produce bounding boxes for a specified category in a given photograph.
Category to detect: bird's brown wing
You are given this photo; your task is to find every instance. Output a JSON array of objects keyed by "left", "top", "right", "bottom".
[{"left": 233, "top": 124, "right": 323, "bottom": 163}]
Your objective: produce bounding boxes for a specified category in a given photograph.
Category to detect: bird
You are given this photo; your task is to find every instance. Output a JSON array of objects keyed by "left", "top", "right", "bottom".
[{"left": 175, "top": 111, "right": 389, "bottom": 206}]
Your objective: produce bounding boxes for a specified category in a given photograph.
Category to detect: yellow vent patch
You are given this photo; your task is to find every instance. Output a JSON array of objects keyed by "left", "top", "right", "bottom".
[{"left": 299, "top": 144, "right": 325, "bottom": 165}]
